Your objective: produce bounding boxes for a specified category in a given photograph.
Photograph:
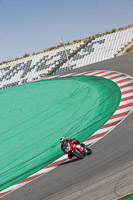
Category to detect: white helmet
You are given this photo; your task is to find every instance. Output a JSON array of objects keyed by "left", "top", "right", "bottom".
[{"left": 60, "top": 137, "right": 65, "bottom": 143}]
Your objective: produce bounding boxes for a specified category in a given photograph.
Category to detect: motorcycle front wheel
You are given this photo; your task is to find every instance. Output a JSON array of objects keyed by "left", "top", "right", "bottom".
[{"left": 72, "top": 149, "right": 85, "bottom": 159}]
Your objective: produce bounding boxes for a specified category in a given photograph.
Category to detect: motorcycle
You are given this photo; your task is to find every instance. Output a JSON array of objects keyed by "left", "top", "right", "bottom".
[{"left": 64, "top": 142, "right": 92, "bottom": 159}]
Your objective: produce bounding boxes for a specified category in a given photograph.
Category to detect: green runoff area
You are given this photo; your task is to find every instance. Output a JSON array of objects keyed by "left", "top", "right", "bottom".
[
  {"left": 118, "top": 193, "right": 133, "bottom": 200},
  {"left": 0, "top": 75, "right": 121, "bottom": 191}
]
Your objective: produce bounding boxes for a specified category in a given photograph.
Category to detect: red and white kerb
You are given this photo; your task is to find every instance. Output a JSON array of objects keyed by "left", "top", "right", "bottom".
[{"left": 0, "top": 70, "right": 133, "bottom": 198}]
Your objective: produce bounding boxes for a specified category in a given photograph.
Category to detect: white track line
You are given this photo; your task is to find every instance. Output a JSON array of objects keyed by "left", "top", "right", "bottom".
[{"left": 0, "top": 70, "right": 133, "bottom": 198}]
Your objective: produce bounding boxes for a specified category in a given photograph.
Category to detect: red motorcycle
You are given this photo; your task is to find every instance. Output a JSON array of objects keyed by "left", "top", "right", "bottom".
[{"left": 64, "top": 142, "right": 92, "bottom": 159}]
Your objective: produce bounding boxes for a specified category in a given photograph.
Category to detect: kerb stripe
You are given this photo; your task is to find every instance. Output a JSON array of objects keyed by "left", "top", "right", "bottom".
[{"left": 0, "top": 70, "right": 133, "bottom": 199}]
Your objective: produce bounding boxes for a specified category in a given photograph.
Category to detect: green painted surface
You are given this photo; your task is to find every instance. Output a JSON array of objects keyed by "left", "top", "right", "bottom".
[
  {"left": 119, "top": 194, "right": 133, "bottom": 200},
  {"left": 0, "top": 76, "right": 121, "bottom": 191}
]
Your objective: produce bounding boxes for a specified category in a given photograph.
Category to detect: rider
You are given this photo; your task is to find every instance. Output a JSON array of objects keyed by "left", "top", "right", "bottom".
[{"left": 60, "top": 137, "right": 85, "bottom": 159}]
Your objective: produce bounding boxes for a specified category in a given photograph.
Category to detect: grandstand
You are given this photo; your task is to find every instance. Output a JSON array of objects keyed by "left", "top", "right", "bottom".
[
  {"left": 0, "top": 42, "right": 84, "bottom": 89},
  {"left": 54, "top": 27, "right": 133, "bottom": 74},
  {"left": 0, "top": 26, "right": 133, "bottom": 90}
]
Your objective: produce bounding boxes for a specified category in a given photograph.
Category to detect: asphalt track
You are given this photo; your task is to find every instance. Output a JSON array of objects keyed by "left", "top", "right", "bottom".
[{"left": 2, "top": 53, "right": 133, "bottom": 200}]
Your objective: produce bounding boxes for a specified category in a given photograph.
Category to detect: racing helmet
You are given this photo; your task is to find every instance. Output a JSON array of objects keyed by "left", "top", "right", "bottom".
[{"left": 60, "top": 137, "right": 65, "bottom": 143}]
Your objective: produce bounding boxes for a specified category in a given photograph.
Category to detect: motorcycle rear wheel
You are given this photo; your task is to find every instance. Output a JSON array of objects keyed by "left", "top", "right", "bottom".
[{"left": 86, "top": 147, "right": 92, "bottom": 155}]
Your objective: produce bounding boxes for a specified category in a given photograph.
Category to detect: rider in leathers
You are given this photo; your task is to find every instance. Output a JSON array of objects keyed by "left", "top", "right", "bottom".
[{"left": 60, "top": 137, "right": 85, "bottom": 159}]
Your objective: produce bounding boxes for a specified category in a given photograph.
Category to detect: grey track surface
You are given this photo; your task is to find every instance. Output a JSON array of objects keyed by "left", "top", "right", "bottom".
[{"left": 2, "top": 53, "right": 133, "bottom": 200}]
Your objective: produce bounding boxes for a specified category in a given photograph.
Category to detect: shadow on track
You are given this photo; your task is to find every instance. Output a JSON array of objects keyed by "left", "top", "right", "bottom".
[{"left": 59, "top": 157, "right": 80, "bottom": 166}]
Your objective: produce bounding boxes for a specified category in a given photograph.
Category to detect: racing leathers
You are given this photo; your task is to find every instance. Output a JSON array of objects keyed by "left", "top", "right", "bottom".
[{"left": 61, "top": 139, "right": 85, "bottom": 159}]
